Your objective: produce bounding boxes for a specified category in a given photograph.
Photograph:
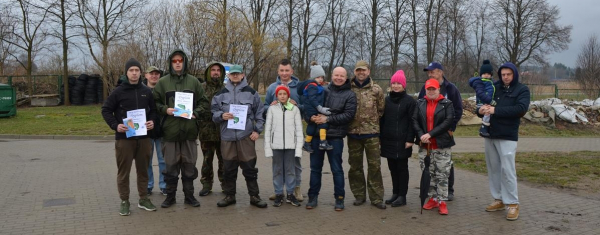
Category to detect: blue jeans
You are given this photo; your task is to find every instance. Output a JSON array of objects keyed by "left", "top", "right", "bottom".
[
  {"left": 308, "top": 138, "right": 345, "bottom": 199},
  {"left": 147, "top": 138, "right": 166, "bottom": 189}
]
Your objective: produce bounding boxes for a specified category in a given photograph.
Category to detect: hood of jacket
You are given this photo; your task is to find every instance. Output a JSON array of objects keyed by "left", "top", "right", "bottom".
[
  {"left": 204, "top": 62, "right": 226, "bottom": 86},
  {"left": 275, "top": 75, "right": 300, "bottom": 88},
  {"left": 497, "top": 62, "right": 519, "bottom": 86},
  {"left": 120, "top": 74, "right": 143, "bottom": 89},
  {"left": 168, "top": 49, "right": 189, "bottom": 77}
]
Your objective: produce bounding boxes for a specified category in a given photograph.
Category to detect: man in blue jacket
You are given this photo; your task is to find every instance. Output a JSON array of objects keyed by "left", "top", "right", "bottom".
[
  {"left": 478, "top": 62, "right": 529, "bottom": 221},
  {"left": 418, "top": 62, "right": 463, "bottom": 201},
  {"left": 264, "top": 59, "right": 304, "bottom": 201}
]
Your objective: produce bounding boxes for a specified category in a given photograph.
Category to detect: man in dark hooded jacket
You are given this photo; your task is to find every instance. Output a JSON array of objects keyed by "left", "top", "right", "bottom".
[
  {"left": 153, "top": 49, "right": 209, "bottom": 208},
  {"left": 102, "top": 58, "right": 157, "bottom": 216},
  {"left": 197, "top": 62, "right": 226, "bottom": 196},
  {"left": 478, "top": 62, "right": 529, "bottom": 221}
]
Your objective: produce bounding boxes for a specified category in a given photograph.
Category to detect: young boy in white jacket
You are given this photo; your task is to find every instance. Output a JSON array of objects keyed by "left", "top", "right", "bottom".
[{"left": 264, "top": 85, "right": 304, "bottom": 207}]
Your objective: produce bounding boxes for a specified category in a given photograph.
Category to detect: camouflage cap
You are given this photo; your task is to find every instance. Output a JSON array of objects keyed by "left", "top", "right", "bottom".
[
  {"left": 354, "top": 60, "right": 369, "bottom": 71},
  {"left": 145, "top": 66, "right": 160, "bottom": 73}
]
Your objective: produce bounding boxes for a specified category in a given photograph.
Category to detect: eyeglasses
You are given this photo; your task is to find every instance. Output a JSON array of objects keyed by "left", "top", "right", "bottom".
[{"left": 171, "top": 59, "right": 184, "bottom": 64}]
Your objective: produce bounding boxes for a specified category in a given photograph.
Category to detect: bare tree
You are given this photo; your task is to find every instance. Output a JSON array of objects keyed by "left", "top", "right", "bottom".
[
  {"left": 323, "top": 0, "right": 351, "bottom": 76},
  {"left": 41, "top": 0, "right": 79, "bottom": 105},
  {"left": 0, "top": 5, "right": 17, "bottom": 76},
  {"left": 292, "top": 0, "right": 328, "bottom": 79},
  {"left": 382, "top": 0, "right": 410, "bottom": 73},
  {"left": 574, "top": 34, "right": 600, "bottom": 97},
  {"left": 77, "top": 0, "right": 146, "bottom": 99},
  {"left": 1, "top": 0, "right": 50, "bottom": 102},
  {"left": 423, "top": 0, "right": 445, "bottom": 63},
  {"left": 237, "top": 0, "right": 280, "bottom": 87},
  {"left": 492, "top": 0, "right": 572, "bottom": 68}
]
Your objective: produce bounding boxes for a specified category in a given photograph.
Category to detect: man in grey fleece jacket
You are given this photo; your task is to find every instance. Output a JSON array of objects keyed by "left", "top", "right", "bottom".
[{"left": 210, "top": 65, "right": 267, "bottom": 208}]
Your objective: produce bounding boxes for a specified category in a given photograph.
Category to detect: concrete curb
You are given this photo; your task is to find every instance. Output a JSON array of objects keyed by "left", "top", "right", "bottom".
[{"left": 0, "top": 134, "right": 113, "bottom": 140}]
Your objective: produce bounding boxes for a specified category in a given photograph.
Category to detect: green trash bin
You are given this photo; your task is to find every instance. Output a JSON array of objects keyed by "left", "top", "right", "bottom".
[{"left": 0, "top": 83, "right": 16, "bottom": 117}]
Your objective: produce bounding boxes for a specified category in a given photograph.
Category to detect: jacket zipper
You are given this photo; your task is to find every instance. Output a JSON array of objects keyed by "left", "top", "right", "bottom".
[
  {"left": 282, "top": 105, "right": 286, "bottom": 149},
  {"left": 233, "top": 85, "right": 238, "bottom": 140},
  {"left": 396, "top": 101, "right": 400, "bottom": 158}
]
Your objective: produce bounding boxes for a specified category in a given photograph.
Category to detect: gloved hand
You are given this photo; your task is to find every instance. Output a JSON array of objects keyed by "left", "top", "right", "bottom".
[{"left": 317, "top": 105, "right": 331, "bottom": 115}]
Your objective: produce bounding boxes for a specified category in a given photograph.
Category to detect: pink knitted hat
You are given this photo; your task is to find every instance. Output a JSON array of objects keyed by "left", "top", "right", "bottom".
[{"left": 390, "top": 70, "right": 407, "bottom": 88}]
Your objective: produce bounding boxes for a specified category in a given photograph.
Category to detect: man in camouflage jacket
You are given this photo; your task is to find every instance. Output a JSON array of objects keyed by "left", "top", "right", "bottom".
[
  {"left": 197, "top": 62, "right": 226, "bottom": 196},
  {"left": 347, "top": 60, "right": 386, "bottom": 209}
]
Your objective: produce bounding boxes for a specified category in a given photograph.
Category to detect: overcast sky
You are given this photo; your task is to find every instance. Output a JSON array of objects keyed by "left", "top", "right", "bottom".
[{"left": 546, "top": 0, "right": 600, "bottom": 68}]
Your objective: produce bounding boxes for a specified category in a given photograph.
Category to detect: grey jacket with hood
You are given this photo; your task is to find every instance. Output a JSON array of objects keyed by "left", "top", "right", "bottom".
[{"left": 211, "top": 77, "right": 265, "bottom": 141}]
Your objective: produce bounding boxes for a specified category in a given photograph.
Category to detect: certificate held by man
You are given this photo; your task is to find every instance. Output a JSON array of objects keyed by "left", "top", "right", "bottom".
[
  {"left": 227, "top": 104, "right": 248, "bottom": 130},
  {"left": 174, "top": 92, "right": 193, "bottom": 119}
]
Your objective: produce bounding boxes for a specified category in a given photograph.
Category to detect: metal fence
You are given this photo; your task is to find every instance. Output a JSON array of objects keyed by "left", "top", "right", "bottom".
[
  {"left": 372, "top": 78, "right": 599, "bottom": 100},
  {"left": 0, "top": 75, "right": 62, "bottom": 100}
]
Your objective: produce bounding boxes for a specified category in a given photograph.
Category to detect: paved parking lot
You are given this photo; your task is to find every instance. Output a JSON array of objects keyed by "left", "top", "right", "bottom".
[{"left": 0, "top": 137, "right": 598, "bottom": 234}]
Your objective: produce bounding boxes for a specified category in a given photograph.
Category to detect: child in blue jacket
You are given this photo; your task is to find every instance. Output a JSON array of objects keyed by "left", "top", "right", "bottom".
[
  {"left": 299, "top": 62, "right": 333, "bottom": 152},
  {"left": 469, "top": 60, "right": 496, "bottom": 137}
]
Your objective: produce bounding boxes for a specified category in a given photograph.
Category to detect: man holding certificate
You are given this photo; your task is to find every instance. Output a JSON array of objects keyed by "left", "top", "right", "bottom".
[
  {"left": 211, "top": 64, "right": 267, "bottom": 208},
  {"left": 153, "top": 49, "right": 209, "bottom": 208},
  {"left": 102, "top": 58, "right": 158, "bottom": 216}
]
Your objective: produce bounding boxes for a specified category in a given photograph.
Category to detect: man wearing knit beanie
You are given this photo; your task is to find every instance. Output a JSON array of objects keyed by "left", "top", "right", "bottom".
[{"left": 102, "top": 57, "right": 158, "bottom": 215}]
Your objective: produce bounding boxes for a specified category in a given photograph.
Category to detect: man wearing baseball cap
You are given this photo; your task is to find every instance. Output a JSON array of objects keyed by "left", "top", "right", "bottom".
[
  {"left": 418, "top": 62, "right": 462, "bottom": 201},
  {"left": 144, "top": 65, "right": 166, "bottom": 196},
  {"left": 347, "top": 60, "right": 386, "bottom": 209}
]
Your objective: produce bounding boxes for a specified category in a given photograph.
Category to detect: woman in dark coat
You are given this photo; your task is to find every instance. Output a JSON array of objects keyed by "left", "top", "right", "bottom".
[{"left": 379, "top": 70, "right": 416, "bottom": 207}]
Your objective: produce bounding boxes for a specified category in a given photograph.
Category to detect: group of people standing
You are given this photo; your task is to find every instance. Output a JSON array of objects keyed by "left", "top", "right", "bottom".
[{"left": 102, "top": 49, "right": 529, "bottom": 221}]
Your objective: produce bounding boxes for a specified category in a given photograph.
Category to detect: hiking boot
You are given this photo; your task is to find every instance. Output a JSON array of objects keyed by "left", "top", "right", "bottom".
[
  {"left": 184, "top": 196, "right": 201, "bottom": 207},
  {"left": 147, "top": 188, "right": 152, "bottom": 196},
  {"left": 138, "top": 198, "right": 157, "bottom": 211},
  {"left": 161, "top": 193, "right": 176, "bottom": 208},
  {"left": 269, "top": 193, "right": 277, "bottom": 200},
  {"left": 198, "top": 187, "right": 212, "bottom": 196},
  {"left": 485, "top": 200, "right": 506, "bottom": 212},
  {"left": 372, "top": 202, "right": 386, "bottom": 209},
  {"left": 391, "top": 196, "right": 406, "bottom": 207},
  {"left": 302, "top": 142, "right": 314, "bottom": 153},
  {"left": 385, "top": 194, "right": 399, "bottom": 205},
  {"left": 353, "top": 198, "right": 366, "bottom": 206},
  {"left": 334, "top": 198, "right": 344, "bottom": 211},
  {"left": 119, "top": 200, "right": 130, "bottom": 216},
  {"left": 479, "top": 124, "right": 490, "bottom": 137},
  {"left": 273, "top": 194, "right": 284, "bottom": 207},
  {"left": 160, "top": 188, "right": 167, "bottom": 196},
  {"left": 250, "top": 195, "right": 267, "bottom": 208},
  {"left": 217, "top": 195, "right": 236, "bottom": 207},
  {"left": 423, "top": 198, "right": 439, "bottom": 210},
  {"left": 506, "top": 204, "right": 519, "bottom": 221},
  {"left": 287, "top": 194, "right": 301, "bottom": 207},
  {"left": 294, "top": 186, "right": 304, "bottom": 202},
  {"left": 319, "top": 140, "right": 334, "bottom": 151},
  {"left": 305, "top": 196, "right": 318, "bottom": 209},
  {"left": 438, "top": 201, "right": 448, "bottom": 215},
  {"left": 447, "top": 192, "right": 454, "bottom": 201}
]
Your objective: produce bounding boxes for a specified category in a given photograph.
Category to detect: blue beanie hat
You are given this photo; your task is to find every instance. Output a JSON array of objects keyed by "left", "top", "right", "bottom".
[{"left": 480, "top": 60, "right": 493, "bottom": 76}]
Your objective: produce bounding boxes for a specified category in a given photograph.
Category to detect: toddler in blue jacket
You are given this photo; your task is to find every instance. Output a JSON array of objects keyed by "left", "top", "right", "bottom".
[{"left": 469, "top": 60, "right": 496, "bottom": 137}]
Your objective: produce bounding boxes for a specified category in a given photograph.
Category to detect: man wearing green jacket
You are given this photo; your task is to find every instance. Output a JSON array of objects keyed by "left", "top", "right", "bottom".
[{"left": 153, "top": 49, "right": 209, "bottom": 208}]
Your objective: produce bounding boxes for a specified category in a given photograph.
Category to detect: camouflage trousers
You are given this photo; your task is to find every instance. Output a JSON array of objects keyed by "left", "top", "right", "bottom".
[
  {"left": 418, "top": 147, "right": 453, "bottom": 201},
  {"left": 347, "top": 137, "right": 384, "bottom": 204},
  {"left": 199, "top": 141, "right": 223, "bottom": 189}
]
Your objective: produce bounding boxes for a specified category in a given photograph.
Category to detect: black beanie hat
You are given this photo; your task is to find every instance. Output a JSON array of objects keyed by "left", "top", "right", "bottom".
[
  {"left": 125, "top": 58, "right": 142, "bottom": 74},
  {"left": 479, "top": 60, "right": 493, "bottom": 76}
]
